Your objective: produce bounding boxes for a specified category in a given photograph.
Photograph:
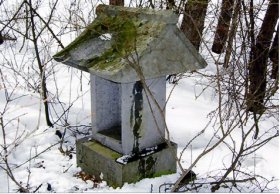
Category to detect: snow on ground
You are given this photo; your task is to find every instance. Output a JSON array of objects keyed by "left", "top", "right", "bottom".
[
  {"left": 0, "top": 0, "right": 278, "bottom": 192},
  {"left": 0, "top": 66, "right": 278, "bottom": 192}
]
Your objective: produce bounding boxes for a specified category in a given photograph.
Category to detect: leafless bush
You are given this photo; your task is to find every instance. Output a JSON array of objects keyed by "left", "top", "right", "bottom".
[{"left": 0, "top": 0, "right": 278, "bottom": 192}]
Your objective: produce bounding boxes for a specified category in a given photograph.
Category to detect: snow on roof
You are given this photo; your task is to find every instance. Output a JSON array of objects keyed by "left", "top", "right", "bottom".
[{"left": 53, "top": 4, "right": 207, "bottom": 83}]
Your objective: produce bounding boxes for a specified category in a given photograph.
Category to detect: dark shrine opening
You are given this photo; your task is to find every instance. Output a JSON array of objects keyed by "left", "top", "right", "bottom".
[
  {"left": 93, "top": 76, "right": 122, "bottom": 142},
  {"left": 99, "top": 126, "right": 121, "bottom": 141}
]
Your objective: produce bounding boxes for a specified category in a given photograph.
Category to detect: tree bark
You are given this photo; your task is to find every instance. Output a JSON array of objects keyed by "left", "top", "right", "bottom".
[
  {"left": 212, "top": 0, "right": 235, "bottom": 54},
  {"left": 109, "top": 0, "right": 124, "bottom": 6},
  {"left": 166, "top": 0, "right": 175, "bottom": 9},
  {"left": 180, "top": 0, "right": 209, "bottom": 50},
  {"left": 269, "top": 25, "right": 279, "bottom": 79},
  {"left": 247, "top": 0, "right": 279, "bottom": 114},
  {"left": 0, "top": 32, "right": 3, "bottom": 45}
]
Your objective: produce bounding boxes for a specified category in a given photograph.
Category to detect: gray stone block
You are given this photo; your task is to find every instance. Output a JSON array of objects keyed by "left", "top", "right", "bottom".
[{"left": 76, "top": 138, "right": 177, "bottom": 188}]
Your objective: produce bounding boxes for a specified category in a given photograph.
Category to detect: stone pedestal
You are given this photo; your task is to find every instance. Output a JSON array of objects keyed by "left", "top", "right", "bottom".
[{"left": 76, "top": 137, "right": 177, "bottom": 188}]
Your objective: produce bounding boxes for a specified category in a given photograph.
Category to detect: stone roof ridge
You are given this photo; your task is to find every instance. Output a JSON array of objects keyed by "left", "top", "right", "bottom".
[{"left": 96, "top": 4, "right": 177, "bottom": 24}]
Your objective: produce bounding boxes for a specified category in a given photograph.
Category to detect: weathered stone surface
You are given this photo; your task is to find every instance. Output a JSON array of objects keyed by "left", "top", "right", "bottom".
[
  {"left": 53, "top": 5, "right": 207, "bottom": 83},
  {"left": 76, "top": 138, "right": 177, "bottom": 188},
  {"left": 53, "top": 5, "right": 208, "bottom": 187},
  {"left": 91, "top": 75, "right": 166, "bottom": 155}
]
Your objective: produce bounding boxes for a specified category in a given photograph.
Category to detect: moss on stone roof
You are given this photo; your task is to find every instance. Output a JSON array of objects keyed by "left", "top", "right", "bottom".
[
  {"left": 53, "top": 5, "right": 207, "bottom": 83},
  {"left": 53, "top": 5, "right": 168, "bottom": 74}
]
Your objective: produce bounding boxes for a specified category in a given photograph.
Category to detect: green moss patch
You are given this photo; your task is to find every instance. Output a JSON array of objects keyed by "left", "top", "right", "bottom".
[
  {"left": 53, "top": 7, "right": 166, "bottom": 73},
  {"left": 85, "top": 141, "right": 121, "bottom": 159},
  {"left": 54, "top": 13, "right": 137, "bottom": 71},
  {"left": 153, "top": 170, "right": 174, "bottom": 178}
]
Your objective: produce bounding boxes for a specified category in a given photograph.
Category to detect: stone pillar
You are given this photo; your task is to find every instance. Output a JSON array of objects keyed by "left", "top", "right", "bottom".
[{"left": 121, "top": 77, "right": 166, "bottom": 155}]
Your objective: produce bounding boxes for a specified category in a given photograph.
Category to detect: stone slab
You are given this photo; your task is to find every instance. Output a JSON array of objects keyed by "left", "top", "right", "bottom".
[{"left": 76, "top": 137, "right": 177, "bottom": 188}]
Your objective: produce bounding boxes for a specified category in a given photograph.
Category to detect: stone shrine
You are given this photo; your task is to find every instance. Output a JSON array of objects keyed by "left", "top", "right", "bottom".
[{"left": 53, "top": 4, "right": 207, "bottom": 187}]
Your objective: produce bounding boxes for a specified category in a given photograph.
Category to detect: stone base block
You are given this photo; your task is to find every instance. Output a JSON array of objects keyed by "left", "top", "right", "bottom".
[{"left": 76, "top": 137, "right": 177, "bottom": 188}]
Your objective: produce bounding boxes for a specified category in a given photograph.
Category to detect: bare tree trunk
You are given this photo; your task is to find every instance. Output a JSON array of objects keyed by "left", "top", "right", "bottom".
[
  {"left": 28, "top": 0, "right": 53, "bottom": 127},
  {"left": 212, "top": 0, "right": 235, "bottom": 54},
  {"left": 109, "top": 0, "right": 124, "bottom": 6},
  {"left": 247, "top": 0, "right": 279, "bottom": 114},
  {"left": 223, "top": 0, "right": 240, "bottom": 68},
  {"left": 269, "top": 25, "right": 279, "bottom": 79},
  {"left": 0, "top": 32, "right": 3, "bottom": 44},
  {"left": 180, "top": 0, "right": 209, "bottom": 50},
  {"left": 166, "top": 0, "right": 175, "bottom": 9}
]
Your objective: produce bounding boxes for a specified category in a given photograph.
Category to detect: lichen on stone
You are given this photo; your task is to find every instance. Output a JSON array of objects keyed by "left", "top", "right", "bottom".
[
  {"left": 53, "top": 4, "right": 207, "bottom": 83},
  {"left": 53, "top": 5, "right": 166, "bottom": 74}
]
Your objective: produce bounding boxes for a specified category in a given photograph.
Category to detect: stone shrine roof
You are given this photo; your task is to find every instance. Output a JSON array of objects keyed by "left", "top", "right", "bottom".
[{"left": 53, "top": 4, "right": 207, "bottom": 83}]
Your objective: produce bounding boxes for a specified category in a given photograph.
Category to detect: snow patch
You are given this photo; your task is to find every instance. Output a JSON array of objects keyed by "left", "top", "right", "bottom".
[
  {"left": 99, "top": 33, "right": 112, "bottom": 41},
  {"left": 116, "top": 145, "right": 159, "bottom": 164}
]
